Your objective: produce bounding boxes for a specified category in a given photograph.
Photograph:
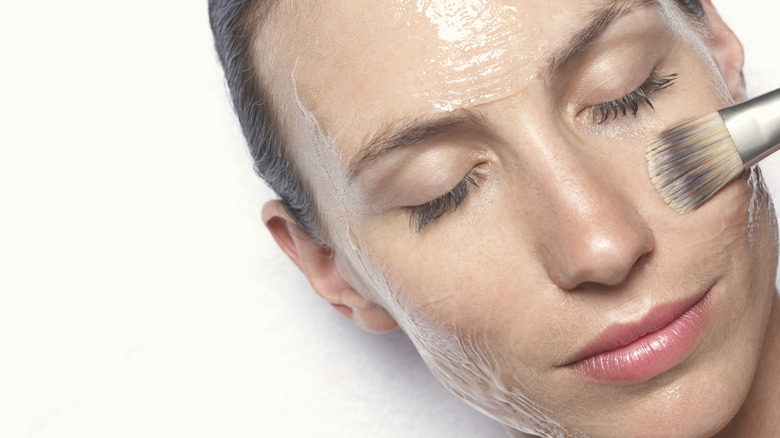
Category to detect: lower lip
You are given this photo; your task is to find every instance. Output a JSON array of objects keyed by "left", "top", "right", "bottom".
[{"left": 567, "top": 290, "right": 712, "bottom": 385}]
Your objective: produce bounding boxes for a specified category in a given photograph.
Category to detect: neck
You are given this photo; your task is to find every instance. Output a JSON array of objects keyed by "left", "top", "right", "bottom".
[{"left": 715, "top": 290, "right": 780, "bottom": 437}]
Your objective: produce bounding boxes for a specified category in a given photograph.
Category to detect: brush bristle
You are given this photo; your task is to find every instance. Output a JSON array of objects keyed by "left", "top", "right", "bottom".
[{"left": 646, "top": 112, "right": 744, "bottom": 213}]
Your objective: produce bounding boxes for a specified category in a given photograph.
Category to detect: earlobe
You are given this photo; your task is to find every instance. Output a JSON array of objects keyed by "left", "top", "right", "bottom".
[
  {"left": 701, "top": 0, "right": 747, "bottom": 102},
  {"left": 262, "top": 201, "right": 397, "bottom": 334}
]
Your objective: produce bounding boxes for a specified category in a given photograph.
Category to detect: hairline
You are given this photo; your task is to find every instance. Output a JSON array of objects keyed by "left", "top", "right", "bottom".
[{"left": 244, "top": 0, "right": 336, "bottom": 244}]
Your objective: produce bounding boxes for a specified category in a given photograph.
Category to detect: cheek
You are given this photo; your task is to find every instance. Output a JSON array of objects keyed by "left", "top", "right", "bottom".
[
  {"left": 705, "top": 167, "right": 778, "bottom": 324},
  {"left": 666, "top": 165, "right": 777, "bottom": 279},
  {"left": 354, "top": 214, "right": 578, "bottom": 432},
  {"left": 390, "top": 285, "right": 571, "bottom": 435}
]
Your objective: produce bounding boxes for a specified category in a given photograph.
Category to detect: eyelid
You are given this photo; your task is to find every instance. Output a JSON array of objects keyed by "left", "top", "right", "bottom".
[
  {"left": 407, "top": 166, "right": 485, "bottom": 233},
  {"left": 588, "top": 71, "right": 678, "bottom": 124}
]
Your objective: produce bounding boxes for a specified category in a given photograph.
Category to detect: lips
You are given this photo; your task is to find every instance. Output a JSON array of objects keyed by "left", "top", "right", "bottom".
[{"left": 561, "top": 287, "right": 713, "bottom": 385}]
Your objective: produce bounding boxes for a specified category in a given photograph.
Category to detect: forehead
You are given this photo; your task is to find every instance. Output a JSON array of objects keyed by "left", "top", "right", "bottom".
[{"left": 259, "top": 0, "right": 652, "bottom": 158}]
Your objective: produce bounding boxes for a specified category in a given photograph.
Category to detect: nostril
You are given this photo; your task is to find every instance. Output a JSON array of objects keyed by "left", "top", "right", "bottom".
[
  {"left": 546, "top": 222, "right": 654, "bottom": 291},
  {"left": 531, "top": 152, "right": 656, "bottom": 292}
]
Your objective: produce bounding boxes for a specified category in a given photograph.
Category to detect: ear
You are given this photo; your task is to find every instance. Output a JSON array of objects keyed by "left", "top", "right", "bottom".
[
  {"left": 262, "top": 200, "right": 397, "bottom": 334},
  {"left": 701, "top": 0, "right": 747, "bottom": 102}
]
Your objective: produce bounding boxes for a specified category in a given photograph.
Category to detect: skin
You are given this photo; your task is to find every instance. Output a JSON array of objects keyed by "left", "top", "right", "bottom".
[{"left": 258, "top": 0, "right": 780, "bottom": 436}]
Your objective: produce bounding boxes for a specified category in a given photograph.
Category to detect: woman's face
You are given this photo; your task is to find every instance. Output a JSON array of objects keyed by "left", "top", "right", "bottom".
[{"left": 260, "top": 0, "right": 778, "bottom": 435}]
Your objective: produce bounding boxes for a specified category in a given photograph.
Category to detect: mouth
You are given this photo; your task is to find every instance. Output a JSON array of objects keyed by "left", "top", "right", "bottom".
[{"left": 560, "top": 286, "right": 713, "bottom": 385}]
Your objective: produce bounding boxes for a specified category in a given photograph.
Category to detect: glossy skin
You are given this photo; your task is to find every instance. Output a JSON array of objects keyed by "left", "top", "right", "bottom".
[{"left": 258, "top": 0, "right": 780, "bottom": 436}]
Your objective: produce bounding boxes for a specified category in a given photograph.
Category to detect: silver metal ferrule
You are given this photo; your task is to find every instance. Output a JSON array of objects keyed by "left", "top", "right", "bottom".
[{"left": 719, "top": 88, "right": 780, "bottom": 168}]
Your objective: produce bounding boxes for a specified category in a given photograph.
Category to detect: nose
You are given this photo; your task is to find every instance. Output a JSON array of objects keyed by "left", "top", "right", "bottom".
[{"left": 537, "top": 156, "right": 654, "bottom": 291}]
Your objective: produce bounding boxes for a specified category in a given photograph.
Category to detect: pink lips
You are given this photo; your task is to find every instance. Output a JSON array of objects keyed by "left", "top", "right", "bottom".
[{"left": 562, "top": 288, "right": 712, "bottom": 385}]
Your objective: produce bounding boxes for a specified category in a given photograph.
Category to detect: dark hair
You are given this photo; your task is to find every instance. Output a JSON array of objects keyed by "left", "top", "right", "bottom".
[
  {"left": 208, "top": 0, "right": 703, "bottom": 241},
  {"left": 208, "top": 0, "right": 324, "bottom": 241}
]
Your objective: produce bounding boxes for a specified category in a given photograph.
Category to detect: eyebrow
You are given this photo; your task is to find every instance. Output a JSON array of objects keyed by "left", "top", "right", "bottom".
[
  {"left": 347, "top": 110, "right": 485, "bottom": 181},
  {"left": 347, "top": 0, "right": 660, "bottom": 181},
  {"left": 547, "top": 0, "right": 660, "bottom": 80}
]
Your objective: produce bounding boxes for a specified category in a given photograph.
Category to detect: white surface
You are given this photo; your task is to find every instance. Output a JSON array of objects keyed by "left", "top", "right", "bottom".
[{"left": 0, "top": 1, "right": 778, "bottom": 437}]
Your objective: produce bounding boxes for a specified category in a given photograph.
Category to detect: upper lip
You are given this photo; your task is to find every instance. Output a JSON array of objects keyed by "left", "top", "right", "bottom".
[{"left": 561, "top": 287, "right": 711, "bottom": 366}]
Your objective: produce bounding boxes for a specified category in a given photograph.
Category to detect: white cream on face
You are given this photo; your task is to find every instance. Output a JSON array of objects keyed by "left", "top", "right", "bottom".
[
  {"left": 278, "top": 5, "right": 570, "bottom": 429},
  {"left": 279, "top": 5, "right": 568, "bottom": 434},
  {"left": 269, "top": 0, "right": 550, "bottom": 306},
  {"left": 402, "top": 0, "right": 545, "bottom": 111},
  {"left": 287, "top": 65, "right": 401, "bottom": 307},
  {"left": 654, "top": 0, "right": 732, "bottom": 104},
  {"left": 260, "top": 0, "right": 778, "bottom": 435}
]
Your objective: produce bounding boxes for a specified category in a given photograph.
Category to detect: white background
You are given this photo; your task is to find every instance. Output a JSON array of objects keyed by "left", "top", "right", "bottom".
[{"left": 1, "top": 1, "right": 778, "bottom": 437}]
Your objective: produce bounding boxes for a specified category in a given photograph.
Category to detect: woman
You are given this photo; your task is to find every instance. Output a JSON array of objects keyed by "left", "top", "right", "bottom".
[{"left": 209, "top": 0, "right": 780, "bottom": 436}]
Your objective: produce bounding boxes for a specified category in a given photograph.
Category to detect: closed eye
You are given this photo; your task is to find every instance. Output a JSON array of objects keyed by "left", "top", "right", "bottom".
[
  {"left": 589, "top": 71, "right": 678, "bottom": 124},
  {"left": 407, "top": 168, "right": 483, "bottom": 233}
]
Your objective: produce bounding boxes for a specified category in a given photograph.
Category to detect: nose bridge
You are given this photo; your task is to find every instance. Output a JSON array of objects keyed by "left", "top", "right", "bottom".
[{"left": 528, "top": 129, "right": 655, "bottom": 291}]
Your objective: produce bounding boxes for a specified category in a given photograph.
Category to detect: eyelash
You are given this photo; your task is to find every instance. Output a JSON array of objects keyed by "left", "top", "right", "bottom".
[
  {"left": 408, "top": 168, "right": 483, "bottom": 233},
  {"left": 590, "top": 71, "right": 679, "bottom": 124}
]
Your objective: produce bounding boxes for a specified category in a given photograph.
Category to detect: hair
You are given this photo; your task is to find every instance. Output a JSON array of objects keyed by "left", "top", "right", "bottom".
[
  {"left": 208, "top": 0, "right": 704, "bottom": 241},
  {"left": 208, "top": 0, "right": 324, "bottom": 241}
]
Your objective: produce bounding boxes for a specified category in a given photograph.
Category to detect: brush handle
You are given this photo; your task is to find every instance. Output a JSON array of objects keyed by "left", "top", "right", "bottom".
[{"left": 719, "top": 88, "right": 780, "bottom": 167}]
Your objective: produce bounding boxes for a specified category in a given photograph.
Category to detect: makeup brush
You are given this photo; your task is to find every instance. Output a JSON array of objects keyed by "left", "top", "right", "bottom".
[{"left": 646, "top": 88, "right": 780, "bottom": 213}]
